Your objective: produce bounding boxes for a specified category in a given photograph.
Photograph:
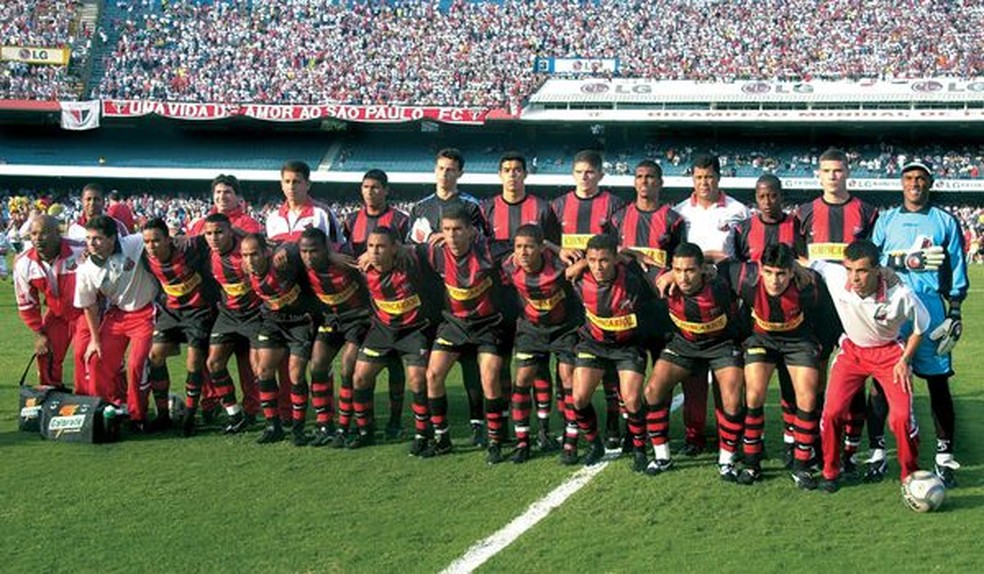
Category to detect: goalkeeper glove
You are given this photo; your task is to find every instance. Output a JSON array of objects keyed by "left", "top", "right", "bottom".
[
  {"left": 887, "top": 236, "right": 945, "bottom": 272},
  {"left": 929, "top": 305, "right": 962, "bottom": 356}
]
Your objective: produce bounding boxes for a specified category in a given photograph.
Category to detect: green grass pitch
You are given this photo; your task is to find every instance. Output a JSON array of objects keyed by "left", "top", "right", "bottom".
[{"left": 1, "top": 267, "right": 982, "bottom": 572}]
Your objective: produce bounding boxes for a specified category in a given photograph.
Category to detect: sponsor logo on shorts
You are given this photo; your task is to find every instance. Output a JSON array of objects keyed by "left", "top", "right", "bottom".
[
  {"left": 577, "top": 352, "right": 597, "bottom": 360},
  {"left": 256, "top": 334, "right": 270, "bottom": 342},
  {"left": 436, "top": 337, "right": 454, "bottom": 346},
  {"left": 515, "top": 352, "right": 536, "bottom": 360},
  {"left": 746, "top": 347, "right": 767, "bottom": 355},
  {"left": 361, "top": 347, "right": 381, "bottom": 357}
]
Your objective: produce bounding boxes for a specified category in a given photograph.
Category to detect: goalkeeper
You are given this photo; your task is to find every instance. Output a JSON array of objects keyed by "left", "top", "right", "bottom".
[{"left": 869, "top": 160, "right": 968, "bottom": 487}]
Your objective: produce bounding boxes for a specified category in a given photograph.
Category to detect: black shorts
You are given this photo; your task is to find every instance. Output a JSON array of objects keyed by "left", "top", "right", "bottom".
[
  {"left": 153, "top": 305, "right": 215, "bottom": 350},
  {"left": 210, "top": 306, "right": 263, "bottom": 347},
  {"left": 252, "top": 313, "right": 315, "bottom": 359},
  {"left": 359, "top": 322, "right": 432, "bottom": 368},
  {"left": 315, "top": 309, "right": 371, "bottom": 349},
  {"left": 574, "top": 336, "right": 648, "bottom": 375},
  {"left": 660, "top": 335, "right": 743, "bottom": 372},
  {"left": 744, "top": 333, "right": 822, "bottom": 369},
  {"left": 513, "top": 320, "right": 579, "bottom": 367},
  {"left": 433, "top": 313, "right": 505, "bottom": 356}
]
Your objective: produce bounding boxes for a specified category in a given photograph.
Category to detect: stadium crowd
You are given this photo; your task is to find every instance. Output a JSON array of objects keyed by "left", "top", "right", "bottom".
[{"left": 89, "top": 0, "right": 983, "bottom": 107}]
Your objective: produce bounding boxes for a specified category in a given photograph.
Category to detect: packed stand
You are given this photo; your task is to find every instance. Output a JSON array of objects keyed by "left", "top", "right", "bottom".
[
  {"left": 93, "top": 0, "right": 983, "bottom": 107},
  {"left": 0, "top": 1, "right": 90, "bottom": 100}
]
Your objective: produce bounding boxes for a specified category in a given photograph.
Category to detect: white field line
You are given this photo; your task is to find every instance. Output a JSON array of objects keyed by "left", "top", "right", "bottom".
[{"left": 440, "top": 392, "right": 685, "bottom": 574}]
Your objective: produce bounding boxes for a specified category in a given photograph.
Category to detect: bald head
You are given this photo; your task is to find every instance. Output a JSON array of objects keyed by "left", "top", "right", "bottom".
[{"left": 29, "top": 214, "right": 62, "bottom": 259}]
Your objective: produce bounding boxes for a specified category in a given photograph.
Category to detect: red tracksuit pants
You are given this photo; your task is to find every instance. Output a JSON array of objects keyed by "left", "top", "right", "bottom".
[
  {"left": 821, "top": 338, "right": 919, "bottom": 482},
  {"left": 90, "top": 306, "right": 155, "bottom": 422},
  {"left": 38, "top": 312, "right": 90, "bottom": 393}
]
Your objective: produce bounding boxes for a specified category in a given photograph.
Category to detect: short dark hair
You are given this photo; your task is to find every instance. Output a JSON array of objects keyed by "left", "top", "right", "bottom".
[
  {"left": 672, "top": 242, "right": 705, "bottom": 266},
  {"left": 108, "top": 190, "right": 122, "bottom": 201},
  {"left": 586, "top": 233, "right": 618, "bottom": 255},
  {"left": 819, "top": 147, "right": 849, "bottom": 166},
  {"left": 755, "top": 174, "right": 782, "bottom": 193},
  {"left": 691, "top": 154, "right": 721, "bottom": 176},
  {"left": 300, "top": 227, "right": 328, "bottom": 245},
  {"left": 84, "top": 214, "right": 118, "bottom": 238},
  {"left": 844, "top": 240, "right": 880, "bottom": 266},
  {"left": 437, "top": 148, "right": 465, "bottom": 171},
  {"left": 514, "top": 223, "right": 543, "bottom": 244},
  {"left": 498, "top": 152, "right": 527, "bottom": 172},
  {"left": 368, "top": 225, "right": 399, "bottom": 244},
  {"left": 573, "top": 149, "right": 603, "bottom": 170},
  {"left": 211, "top": 174, "right": 241, "bottom": 195},
  {"left": 635, "top": 160, "right": 663, "bottom": 179},
  {"left": 240, "top": 232, "right": 268, "bottom": 250},
  {"left": 362, "top": 169, "right": 388, "bottom": 187},
  {"left": 204, "top": 212, "right": 231, "bottom": 226},
  {"left": 280, "top": 160, "right": 311, "bottom": 180},
  {"left": 141, "top": 217, "right": 169, "bottom": 236},
  {"left": 760, "top": 243, "right": 795, "bottom": 269},
  {"left": 440, "top": 206, "right": 472, "bottom": 226},
  {"left": 82, "top": 183, "right": 104, "bottom": 197}
]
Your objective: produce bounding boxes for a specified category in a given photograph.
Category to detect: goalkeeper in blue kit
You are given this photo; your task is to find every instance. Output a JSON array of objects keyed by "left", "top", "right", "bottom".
[{"left": 869, "top": 160, "right": 968, "bottom": 487}]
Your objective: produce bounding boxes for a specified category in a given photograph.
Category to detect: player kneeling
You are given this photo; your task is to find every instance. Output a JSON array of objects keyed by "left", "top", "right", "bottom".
[
  {"left": 647, "top": 243, "right": 745, "bottom": 480},
  {"left": 501, "top": 225, "right": 581, "bottom": 463}
]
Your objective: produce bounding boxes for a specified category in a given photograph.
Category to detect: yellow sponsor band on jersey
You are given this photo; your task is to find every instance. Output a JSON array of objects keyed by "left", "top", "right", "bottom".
[
  {"left": 527, "top": 290, "right": 565, "bottom": 311},
  {"left": 561, "top": 234, "right": 592, "bottom": 250},
  {"left": 629, "top": 247, "right": 667, "bottom": 267},
  {"left": 317, "top": 282, "right": 357, "bottom": 306},
  {"left": 445, "top": 277, "right": 492, "bottom": 302},
  {"left": 374, "top": 294, "right": 421, "bottom": 315},
  {"left": 161, "top": 272, "right": 202, "bottom": 297},
  {"left": 221, "top": 281, "right": 249, "bottom": 297},
  {"left": 585, "top": 309, "right": 638, "bottom": 332},
  {"left": 752, "top": 311, "right": 804, "bottom": 332},
  {"left": 807, "top": 242, "right": 847, "bottom": 261},
  {"left": 266, "top": 284, "right": 300, "bottom": 310},
  {"left": 670, "top": 312, "right": 727, "bottom": 334}
]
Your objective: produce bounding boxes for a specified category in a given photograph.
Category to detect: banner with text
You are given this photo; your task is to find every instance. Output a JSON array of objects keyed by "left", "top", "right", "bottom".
[
  {"left": 101, "top": 101, "right": 495, "bottom": 124},
  {"left": 534, "top": 57, "right": 619, "bottom": 75},
  {"left": 1, "top": 46, "right": 70, "bottom": 66}
]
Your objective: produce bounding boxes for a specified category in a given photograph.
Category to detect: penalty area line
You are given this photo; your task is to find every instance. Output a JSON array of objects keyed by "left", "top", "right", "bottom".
[{"left": 440, "top": 393, "right": 684, "bottom": 574}]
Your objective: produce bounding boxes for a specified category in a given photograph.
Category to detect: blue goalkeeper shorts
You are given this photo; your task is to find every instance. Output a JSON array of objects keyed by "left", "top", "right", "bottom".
[{"left": 901, "top": 292, "right": 952, "bottom": 378}]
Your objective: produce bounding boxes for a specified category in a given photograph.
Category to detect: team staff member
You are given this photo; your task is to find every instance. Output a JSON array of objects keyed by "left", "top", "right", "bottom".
[
  {"left": 568, "top": 234, "right": 659, "bottom": 470},
  {"left": 298, "top": 228, "right": 374, "bottom": 448},
  {"left": 720, "top": 245, "right": 823, "bottom": 488},
  {"left": 673, "top": 154, "right": 750, "bottom": 456},
  {"left": 241, "top": 234, "right": 317, "bottom": 446},
  {"left": 14, "top": 215, "right": 89, "bottom": 392},
  {"left": 75, "top": 215, "right": 159, "bottom": 431},
  {"left": 203, "top": 214, "right": 262, "bottom": 433},
  {"left": 647, "top": 243, "right": 745, "bottom": 480},
  {"left": 870, "top": 160, "right": 968, "bottom": 487},
  {"left": 810, "top": 241, "right": 928, "bottom": 493},
  {"left": 424, "top": 208, "right": 508, "bottom": 464},
  {"left": 344, "top": 169, "right": 410, "bottom": 440},
  {"left": 500, "top": 225, "right": 581, "bottom": 463},
  {"left": 189, "top": 174, "right": 262, "bottom": 423},
  {"left": 267, "top": 160, "right": 345, "bottom": 245},
  {"left": 141, "top": 218, "right": 216, "bottom": 435},
  {"left": 354, "top": 226, "right": 438, "bottom": 457}
]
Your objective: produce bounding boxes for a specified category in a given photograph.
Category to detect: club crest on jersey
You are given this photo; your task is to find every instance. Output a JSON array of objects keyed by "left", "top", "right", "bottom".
[
  {"left": 123, "top": 258, "right": 135, "bottom": 271},
  {"left": 873, "top": 305, "right": 889, "bottom": 322},
  {"left": 65, "top": 258, "right": 78, "bottom": 271}
]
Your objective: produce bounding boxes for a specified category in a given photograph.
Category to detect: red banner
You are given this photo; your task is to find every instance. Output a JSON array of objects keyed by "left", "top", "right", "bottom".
[{"left": 101, "top": 100, "right": 497, "bottom": 124}]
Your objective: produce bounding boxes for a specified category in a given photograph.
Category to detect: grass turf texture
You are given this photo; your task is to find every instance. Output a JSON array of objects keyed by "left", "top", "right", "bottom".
[{"left": 0, "top": 268, "right": 981, "bottom": 573}]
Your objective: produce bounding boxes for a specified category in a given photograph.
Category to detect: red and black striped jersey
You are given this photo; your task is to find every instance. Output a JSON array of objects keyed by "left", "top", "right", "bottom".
[
  {"left": 246, "top": 249, "right": 309, "bottom": 316},
  {"left": 364, "top": 250, "right": 429, "bottom": 329},
  {"left": 143, "top": 236, "right": 213, "bottom": 311},
  {"left": 611, "top": 203, "right": 686, "bottom": 269},
  {"left": 305, "top": 261, "right": 369, "bottom": 316},
  {"left": 210, "top": 243, "right": 262, "bottom": 312},
  {"left": 481, "top": 193, "right": 562, "bottom": 261},
  {"left": 727, "top": 262, "right": 819, "bottom": 338},
  {"left": 501, "top": 249, "right": 578, "bottom": 328},
  {"left": 572, "top": 262, "right": 655, "bottom": 345},
  {"left": 796, "top": 196, "right": 878, "bottom": 261},
  {"left": 734, "top": 213, "right": 804, "bottom": 263},
  {"left": 427, "top": 238, "right": 500, "bottom": 322},
  {"left": 665, "top": 276, "right": 737, "bottom": 344},
  {"left": 344, "top": 206, "right": 410, "bottom": 257},
  {"left": 551, "top": 189, "right": 625, "bottom": 251}
]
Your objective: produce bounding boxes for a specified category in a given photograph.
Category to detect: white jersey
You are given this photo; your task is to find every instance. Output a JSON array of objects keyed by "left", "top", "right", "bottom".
[
  {"left": 810, "top": 260, "right": 930, "bottom": 348},
  {"left": 75, "top": 234, "right": 159, "bottom": 311},
  {"left": 674, "top": 192, "right": 749, "bottom": 258},
  {"left": 266, "top": 200, "right": 345, "bottom": 244},
  {"left": 66, "top": 216, "right": 129, "bottom": 242}
]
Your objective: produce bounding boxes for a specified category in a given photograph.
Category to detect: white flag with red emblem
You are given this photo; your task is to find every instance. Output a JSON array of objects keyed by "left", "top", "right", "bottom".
[{"left": 59, "top": 100, "right": 101, "bottom": 130}]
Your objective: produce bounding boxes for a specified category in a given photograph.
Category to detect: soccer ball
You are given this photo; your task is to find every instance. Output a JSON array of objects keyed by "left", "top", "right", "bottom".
[{"left": 902, "top": 470, "right": 946, "bottom": 512}]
